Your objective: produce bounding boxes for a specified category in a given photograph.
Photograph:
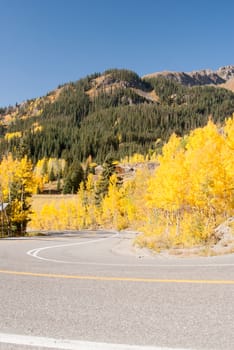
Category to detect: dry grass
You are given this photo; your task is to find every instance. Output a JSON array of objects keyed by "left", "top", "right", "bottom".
[
  {"left": 31, "top": 194, "right": 77, "bottom": 211},
  {"left": 132, "top": 88, "right": 159, "bottom": 102}
]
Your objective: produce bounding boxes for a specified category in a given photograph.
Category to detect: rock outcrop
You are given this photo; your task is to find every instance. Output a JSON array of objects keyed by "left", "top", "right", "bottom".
[{"left": 144, "top": 65, "right": 234, "bottom": 87}]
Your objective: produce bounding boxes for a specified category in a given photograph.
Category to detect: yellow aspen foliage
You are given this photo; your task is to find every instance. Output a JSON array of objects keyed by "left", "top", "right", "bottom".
[
  {"left": 140, "top": 118, "right": 234, "bottom": 249},
  {"left": 30, "top": 197, "right": 86, "bottom": 231},
  {"left": 0, "top": 155, "right": 37, "bottom": 235},
  {"left": 120, "top": 180, "right": 137, "bottom": 224},
  {"left": 127, "top": 168, "right": 151, "bottom": 226},
  {"left": 4, "top": 132, "right": 22, "bottom": 140},
  {"left": 147, "top": 146, "right": 188, "bottom": 212},
  {"left": 185, "top": 120, "right": 233, "bottom": 216},
  {"left": 80, "top": 174, "right": 100, "bottom": 228},
  {"left": 224, "top": 115, "right": 234, "bottom": 150},
  {"left": 121, "top": 153, "right": 148, "bottom": 165},
  {"left": 121, "top": 151, "right": 158, "bottom": 165},
  {"left": 47, "top": 158, "right": 66, "bottom": 176},
  {"left": 34, "top": 158, "right": 66, "bottom": 183},
  {"left": 29, "top": 176, "right": 100, "bottom": 231},
  {"left": 32, "top": 122, "right": 43, "bottom": 133},
  {"left": 34, "top": 158, "right": 49, "bottom": 184},
  {"left": 29, "top": 117, "right": 234, "bottom": 250},
  {"left": 38, "top": 202, "right": 60, "bottom": 230},
  {"left": 101, "top": 174, "right": 128, "bottom": 230}
]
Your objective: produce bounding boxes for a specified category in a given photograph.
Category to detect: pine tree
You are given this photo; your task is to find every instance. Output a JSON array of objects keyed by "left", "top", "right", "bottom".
[
  {"left": 63, "top": 161, "right": 84, "bottom": 194},
  {"left": 49, "top": 166, "right": 56, "bottom": 181},
  {"left": 95, "top": 157, "right": 122, "bottom": 205}
]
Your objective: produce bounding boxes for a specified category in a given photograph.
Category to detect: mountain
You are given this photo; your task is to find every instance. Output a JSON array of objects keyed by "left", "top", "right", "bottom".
[
  {"left": 143, "top": 65, "right": 234, "bottom": 87},
  {"left": 0, "top": 67, "right": 234, "bottom": 166}
]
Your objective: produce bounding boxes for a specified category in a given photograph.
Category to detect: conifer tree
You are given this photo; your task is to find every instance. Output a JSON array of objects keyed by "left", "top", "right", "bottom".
[
  {"left": 95, "top": 157, "right": 122, "bottom": 205},
  {"left": 63, "top": 161, "right": 84, "bottom": 194}
]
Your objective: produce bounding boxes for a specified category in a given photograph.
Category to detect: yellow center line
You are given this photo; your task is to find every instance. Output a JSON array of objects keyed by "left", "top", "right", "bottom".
[{"left": 0, "top": 269, "right": 234, "bottom": 284}]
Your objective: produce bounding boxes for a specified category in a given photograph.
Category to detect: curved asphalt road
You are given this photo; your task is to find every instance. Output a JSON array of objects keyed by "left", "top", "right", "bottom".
[{"left": 0, "top": 231, "right": 234, "bottom": 350}]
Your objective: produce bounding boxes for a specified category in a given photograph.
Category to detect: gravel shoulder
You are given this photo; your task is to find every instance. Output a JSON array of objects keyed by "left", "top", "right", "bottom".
[{"left": 113, "top": 220, "right": 234, "bottom": 259}]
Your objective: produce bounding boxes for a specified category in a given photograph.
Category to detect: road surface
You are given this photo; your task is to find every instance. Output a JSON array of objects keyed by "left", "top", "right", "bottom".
[{"left": 0, "top": 231, "right": 234, "bottom": 349}]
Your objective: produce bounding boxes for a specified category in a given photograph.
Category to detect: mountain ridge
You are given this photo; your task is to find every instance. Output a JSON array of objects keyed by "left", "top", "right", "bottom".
[
  {"left": 143, "top": 65, "right": 234, "bottom": 89},
  {"left": 1, "top": 65, "right": 234, "bottom": 111}
]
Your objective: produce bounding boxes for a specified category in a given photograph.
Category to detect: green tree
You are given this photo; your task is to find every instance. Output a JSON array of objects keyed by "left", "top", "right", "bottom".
[
  {"left": 63, "top": 161, "right": 84, "bottom": 194},
  {"left": 49, "top": 166, "right": 56, "bottom": 181},
  {"left": 95, "top": 157, "right": 122, "bottom": 205}
]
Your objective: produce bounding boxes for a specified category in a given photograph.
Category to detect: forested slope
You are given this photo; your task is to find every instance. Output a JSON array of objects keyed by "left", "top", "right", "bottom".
[{"left": 0, "top": 68, "right": 234, "bottom": 166}]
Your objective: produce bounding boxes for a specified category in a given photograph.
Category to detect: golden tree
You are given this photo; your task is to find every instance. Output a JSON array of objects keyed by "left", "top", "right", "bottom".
[{"left": 0, "top": 155, "right": 37, "bottom": 236}]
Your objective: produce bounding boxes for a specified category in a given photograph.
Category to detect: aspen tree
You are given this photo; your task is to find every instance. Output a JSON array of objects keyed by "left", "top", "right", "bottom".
[{"left": 0, "top": 155, "right": 36, "bottom": 235}]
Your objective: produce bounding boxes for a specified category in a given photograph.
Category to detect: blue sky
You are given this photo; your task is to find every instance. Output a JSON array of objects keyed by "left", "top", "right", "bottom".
[{"left": 0, "top": 0, "right": 233, "bottom": 106}]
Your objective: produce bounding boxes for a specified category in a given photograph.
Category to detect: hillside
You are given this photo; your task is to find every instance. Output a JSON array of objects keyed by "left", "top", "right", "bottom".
[
  {"left": 85, "top": 71, "right": 159, "bottom": 102},
  {"left": 0, "top": 67, "right": 234, "bottom": 166},
  {"left": 220, "top": 77, "right": 234, "bottom": 92}
]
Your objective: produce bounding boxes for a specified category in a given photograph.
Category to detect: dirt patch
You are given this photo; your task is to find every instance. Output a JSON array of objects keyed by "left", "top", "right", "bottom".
[{"left": 220, "top": 77, "right": 234, "bottom": 92}]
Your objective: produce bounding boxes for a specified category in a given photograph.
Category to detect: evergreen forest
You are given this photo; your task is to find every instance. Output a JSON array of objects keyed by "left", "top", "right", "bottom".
[{"left": 1, "top": 68, "right": 234, "bottom": 167}]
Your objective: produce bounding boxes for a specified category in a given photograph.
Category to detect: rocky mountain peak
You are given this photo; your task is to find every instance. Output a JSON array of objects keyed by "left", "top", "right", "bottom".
[
  {"left": 216, "top": 65, "right": 234, "bottom": 80},
  {"left": 144, "top": 65, "right": 234, "bottom": 87}
]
